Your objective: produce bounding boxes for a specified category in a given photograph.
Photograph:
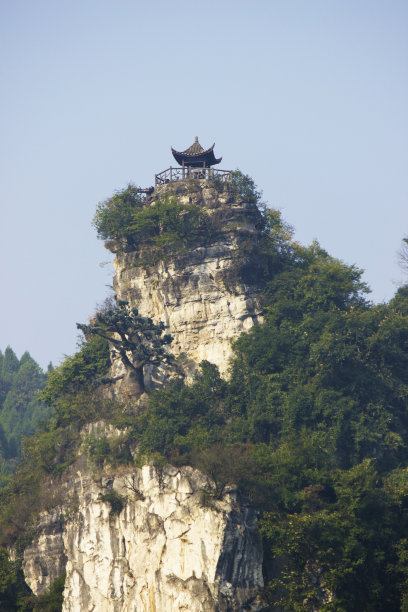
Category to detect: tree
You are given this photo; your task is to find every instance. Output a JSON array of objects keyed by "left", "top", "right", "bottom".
[
  {"left": 92, "top": 185, "right": 213, "bottom": 261},
  {"left": 92, "top": 183, "right": 144, "bottom": 247},
  {"left": 230, "top": 169, "right": 263, "bottom": 203},
  {"left": 0, "top": 352, "right": 49, "bottom": 464},
  {"left": 40, "top": 335, "right": 110, "bottom": 408},
  {"left": 77, "top": 301, "right": 174, "bottom": 394},
  {"left": 0, "top": 347, "right": 20, "bottom": 398}
]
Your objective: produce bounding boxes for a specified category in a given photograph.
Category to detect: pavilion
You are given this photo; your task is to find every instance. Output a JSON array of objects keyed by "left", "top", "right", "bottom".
[{"left": 155, "top": 138, "right": 231, "bottom": 186}]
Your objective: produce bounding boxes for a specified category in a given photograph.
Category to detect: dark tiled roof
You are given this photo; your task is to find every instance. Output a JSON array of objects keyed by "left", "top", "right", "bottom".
[
  {"left": 183, "top": 137, "right": 205, "bottom": 155},
  {"left": 171, "top": 137, "right": 221, "bottom": 167}
]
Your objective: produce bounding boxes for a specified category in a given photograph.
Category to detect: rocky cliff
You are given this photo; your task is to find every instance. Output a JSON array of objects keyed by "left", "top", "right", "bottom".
[
  {"left": 112, "top": 179, "right": 263, "bottom": 380},
  {"left": 22, "top": 178, "right": 267, "bottom": 610},
  {"left": 23, "top": 426, "right": 263, "bottom": 611}
]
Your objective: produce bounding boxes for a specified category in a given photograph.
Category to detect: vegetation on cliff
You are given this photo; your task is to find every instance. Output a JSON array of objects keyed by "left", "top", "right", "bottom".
[
  {"left": 1, "top": 175, "right": 408, "bottom": 610},
  {"left": 77, "top": 301, "right": 173, "bottom": 393},
  {"left": 92, "top": 172, "right": 274, "bottom": 275},
  {"left": 93, "top": 183, "right": 217, "bottom": 261},
  {"left": 123, "top": 246, "right": 408, "bottom": 610}
]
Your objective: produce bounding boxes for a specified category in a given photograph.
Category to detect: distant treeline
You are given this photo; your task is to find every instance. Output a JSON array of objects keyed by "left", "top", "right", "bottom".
[{"left": 0, "top": 347, "right": 51, "bottom": 485}]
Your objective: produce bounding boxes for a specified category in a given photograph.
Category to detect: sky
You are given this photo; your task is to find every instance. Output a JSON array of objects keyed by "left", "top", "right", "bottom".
[{"left": 0, "top": 0, "right": 407, "bottom": 369}]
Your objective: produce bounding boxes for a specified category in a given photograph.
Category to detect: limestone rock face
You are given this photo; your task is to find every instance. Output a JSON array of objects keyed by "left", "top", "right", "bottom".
[
  {"left": 23, "top": 459, "right": 263, "bottom": 611},
  {"left": 23, "top": 508, "right": 67, "bottom": 596},
  {"left": 113, "top": 180, "right": 263, "bottom": 378}
]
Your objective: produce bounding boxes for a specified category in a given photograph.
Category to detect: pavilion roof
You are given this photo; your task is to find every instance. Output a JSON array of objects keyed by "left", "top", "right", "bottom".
[{"left": 171, "top": 137, "right": 222, "bottom": 168}]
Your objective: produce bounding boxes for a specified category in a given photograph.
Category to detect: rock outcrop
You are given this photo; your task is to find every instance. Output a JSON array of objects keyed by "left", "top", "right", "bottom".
[
  {"left": 23, "top": 508, "right": 67, "bottom": 597},
  {"left": 23, "top": 453, "right": 263, "bottom": 611},
  {"left": 22, "top": 178, "right": 267, "bottom": 611},
  {"left": 113, "top": 180, "right": 263, "bottom": 379}
]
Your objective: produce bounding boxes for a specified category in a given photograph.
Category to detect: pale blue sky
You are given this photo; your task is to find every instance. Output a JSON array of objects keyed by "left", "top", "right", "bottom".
[{"left": 1, "top": 0, "right": 407, "bottom": 368}]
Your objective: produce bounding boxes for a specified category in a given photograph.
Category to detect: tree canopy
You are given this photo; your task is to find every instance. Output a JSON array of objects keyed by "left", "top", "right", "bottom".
[
  {"left": 92, "top": 184, "right": 216, "bottom": 261},
  {"left": 0, "top": 348, "right": 50, "bottom": 484}
]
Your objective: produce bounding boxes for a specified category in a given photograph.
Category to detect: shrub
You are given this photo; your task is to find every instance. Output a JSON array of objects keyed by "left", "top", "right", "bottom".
[
  {"left": 100, "top": 491, "right": 126, "bottom": 516},
  {"left": 93, "top": 183, "right": 144, "bottom": 245},
  {"left": 31, "top": 573, "right": 65, "bottom": 612},
  {"left": 93, "top": 187, "right": 216, "bottom": 260},
  {"left": 83, "top": 434, "right": 132, "bottom": 470},
  {"left": 40, "top": 335, "right": 110, "bottom": 408},
  {"left": 230, "top": 169, "right": 263, "bottom": 202}
]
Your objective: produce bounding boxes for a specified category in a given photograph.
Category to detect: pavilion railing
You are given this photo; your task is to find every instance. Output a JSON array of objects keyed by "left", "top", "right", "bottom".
[{"left": 155, "top": 167, "right": 232, "bottom": 186}]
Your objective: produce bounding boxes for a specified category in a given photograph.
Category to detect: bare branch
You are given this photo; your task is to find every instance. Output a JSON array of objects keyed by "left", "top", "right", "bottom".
[{"left": 398, "top": 236, "right": 408, "bottom": 273}]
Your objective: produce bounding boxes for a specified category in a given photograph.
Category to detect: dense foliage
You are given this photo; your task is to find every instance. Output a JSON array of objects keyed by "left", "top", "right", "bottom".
[
  {"left": 92, "top": 172, "right": 272, "bottom": 268},
  {"left": 0, "top": 348, "right": 50, "bottom": 484},
  {"left": 39, "top": 335, "right": 110, "bottom": 410},
  {"left": 2, "top": 174, "right": 408, "bottom": 610},
  {"left": 93, "top": 183, "right": 216, "bottom": 261},
  {"left": 121, "top": 245, "right": 408, "bottom": 610}
]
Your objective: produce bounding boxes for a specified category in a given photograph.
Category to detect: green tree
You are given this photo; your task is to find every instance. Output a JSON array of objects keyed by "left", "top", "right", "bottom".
[
  {"left": 1, "top": 347, "right": 20, "bottom": 399},
  {"left": 0, "top": 548, "right": 32, "bottom": 611},
  {"left": 40, "top": 335, "right": 110, "bottom": 409},
  {"left": 92, "top": 183, "right": 144, "bottom": 246},
  {"left": 77, "top": 301, "right": 173, "bottom": 394},
  {"left": 93, "top": 185, "right": 214, "bottom": 261},
  {"left": 0, "top": 360, "right": 49, "bottom": 459},
  {"left": 0, "top": 350, "right": 50, "bottom": 477},
  {"left": 230, "top": 169, "right": 263, "bottom": 202}
]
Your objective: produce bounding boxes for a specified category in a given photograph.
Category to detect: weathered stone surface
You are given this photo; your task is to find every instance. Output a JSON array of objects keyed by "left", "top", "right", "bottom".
[
  {"left": 113, "top": 180, "right": 263, "bottom": 380},
  {"left": 24, "top": 458, "right": 263, "bottom": 611},
  {"left": 23, "top": 508, "right": 67, "bottom": 596}
]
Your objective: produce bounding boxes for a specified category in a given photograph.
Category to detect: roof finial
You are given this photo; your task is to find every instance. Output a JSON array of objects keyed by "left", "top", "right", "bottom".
[{"left": 194, "top": 136, "right": 198, "bottom": 142}]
